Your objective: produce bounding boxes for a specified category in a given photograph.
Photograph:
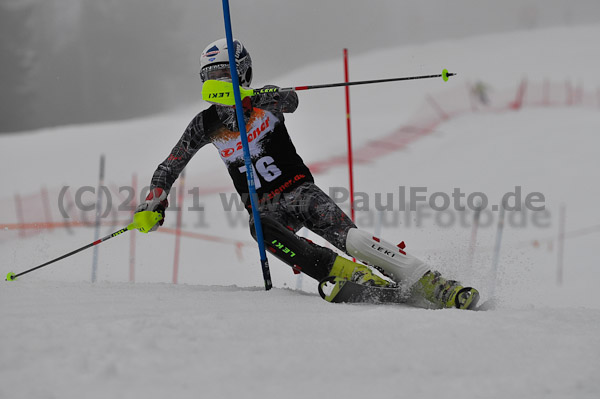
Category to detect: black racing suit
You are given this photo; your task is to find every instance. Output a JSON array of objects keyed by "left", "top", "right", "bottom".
[{"left": 150, "top": 88, "right": 356, "bottom": 281}]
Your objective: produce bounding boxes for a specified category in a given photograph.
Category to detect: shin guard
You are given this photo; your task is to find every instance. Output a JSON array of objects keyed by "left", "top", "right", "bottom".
[
  {"left": 345, "top": 228, "right": 428, "bottom": 286},
  {"left": 250, "top": 216, "right": 337, "bottom": 282}
]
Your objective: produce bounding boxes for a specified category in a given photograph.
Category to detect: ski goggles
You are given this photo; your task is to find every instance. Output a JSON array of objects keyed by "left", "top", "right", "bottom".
[{"left": 200, "top": 63, "right": 232, "bottom": 82}]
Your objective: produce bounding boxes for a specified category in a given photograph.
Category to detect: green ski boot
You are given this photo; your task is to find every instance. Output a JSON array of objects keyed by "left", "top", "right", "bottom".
[
  {"left": 414, "top": 271, "right": 480, "bottom": 310},
  {"left": 328, "top": 256, "right": 390, "bottom": 287}
]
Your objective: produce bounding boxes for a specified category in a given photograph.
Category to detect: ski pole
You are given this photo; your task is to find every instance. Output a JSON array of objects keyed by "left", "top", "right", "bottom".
[
  {"left": 5, "top": 211, "right": 162, "bottom": 281},
  {"left": 202, "top": 69, "right": 456, "bottom": 106}
]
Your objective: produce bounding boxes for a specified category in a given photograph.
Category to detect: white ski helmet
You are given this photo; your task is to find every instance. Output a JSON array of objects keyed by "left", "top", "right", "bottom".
[{"left": 200, "top": 38, "right": 253, "bottom": 87}]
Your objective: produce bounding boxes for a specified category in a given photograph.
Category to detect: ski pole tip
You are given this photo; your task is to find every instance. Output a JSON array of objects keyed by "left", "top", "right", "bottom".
[{"left": 6, "top": 272, "right": 16, "bottom": 282}]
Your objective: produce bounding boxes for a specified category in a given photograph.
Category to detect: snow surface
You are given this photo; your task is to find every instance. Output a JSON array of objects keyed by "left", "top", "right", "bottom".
[{"left": 2, "top": 26, "right": 600, "bottom": 398}]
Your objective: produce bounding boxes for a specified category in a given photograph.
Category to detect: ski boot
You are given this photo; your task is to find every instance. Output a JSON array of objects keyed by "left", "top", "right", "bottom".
[
  {"left": 413, "top": 271, "right": 479, "bottom": 310},
  {"left": 328, "top": 256, "right": 390, "bottom": 287},
  {"left": 319, "top": 256, "right": 392, "bottom": 303}
]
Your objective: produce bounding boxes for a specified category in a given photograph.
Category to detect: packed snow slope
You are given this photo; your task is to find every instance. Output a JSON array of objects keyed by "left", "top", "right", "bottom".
[{"left": 2, "top": 26, "right": 600, "bottom": 399}]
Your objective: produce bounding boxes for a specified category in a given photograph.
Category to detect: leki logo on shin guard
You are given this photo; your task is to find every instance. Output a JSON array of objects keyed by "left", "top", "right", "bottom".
[
  {"left": 271, "top": 240, "right": 296, "bottom": 258},
  {"left": 371, "top": 244, "right": 397, "bottom": 259}
]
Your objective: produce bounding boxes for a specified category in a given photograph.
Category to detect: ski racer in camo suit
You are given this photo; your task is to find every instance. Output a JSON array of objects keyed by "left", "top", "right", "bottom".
[{"left": 134, "top": 38, "right": 479, "bottom": 309}]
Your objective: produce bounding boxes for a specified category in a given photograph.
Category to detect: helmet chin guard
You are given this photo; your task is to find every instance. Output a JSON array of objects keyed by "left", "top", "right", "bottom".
[{"left": 200, "top": 38, "right": 253, "bottom": 87}]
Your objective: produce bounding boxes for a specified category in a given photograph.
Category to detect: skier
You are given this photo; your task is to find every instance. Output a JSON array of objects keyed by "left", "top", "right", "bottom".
[{"left": 135, "top": 38, "right": 479, "bottom": 309}]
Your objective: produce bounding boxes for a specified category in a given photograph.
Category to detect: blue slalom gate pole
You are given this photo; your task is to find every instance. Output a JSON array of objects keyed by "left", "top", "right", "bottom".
[{"left": 221, "top": 0, "right": 272, "bottom": 290}]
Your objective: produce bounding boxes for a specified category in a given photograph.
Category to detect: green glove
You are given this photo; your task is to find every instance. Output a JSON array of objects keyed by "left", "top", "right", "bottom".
[{"left": 129, "top": 211, "right": 164, "bottom": 234}]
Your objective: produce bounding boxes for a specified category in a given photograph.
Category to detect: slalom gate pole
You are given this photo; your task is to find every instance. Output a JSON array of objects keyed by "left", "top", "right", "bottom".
[
  {"left": 41, "top": 186, "right": 54, "bottom": 231},
  {"left": 14, "top": 193, "right": 25, "bottom": 239},
  {"left": 467, "top": 202, "right": 482, "bottom": 270},
  {"left": 490, "top": 203, "right": 506, "bottom": 298},
  {"left": 91, "top": 154, "right": 105, "bottom": 283},
  {"left": 344, "top": 48, "right": 355, "bottom": 223},
  {"left": 172, "top": 168, "right": 186, "bottom": 285},
  {"left": 129, "top": 173, "right": 137, "bottom": 283},
  {"left": 202, "top": 70, "right": 455, "bottom": 105},
  {"left": 221, "top": 0, "right": 272, "bottom": 290},
  {"left": 556, "top": 203, "right": 566, "bottom": 286}
]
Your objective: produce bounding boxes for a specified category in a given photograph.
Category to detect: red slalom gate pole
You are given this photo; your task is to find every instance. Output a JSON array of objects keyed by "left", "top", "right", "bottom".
[
  {"left": 41, "top": 187, "right": 54, "bottom": 232},
  {"left": 344, "top": 48, "right": 355, "bottom": 223}
]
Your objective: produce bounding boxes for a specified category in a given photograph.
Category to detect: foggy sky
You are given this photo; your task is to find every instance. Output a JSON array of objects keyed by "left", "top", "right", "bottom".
[{"left": 2, "top": 0, "right": 600, "bottom": 133}]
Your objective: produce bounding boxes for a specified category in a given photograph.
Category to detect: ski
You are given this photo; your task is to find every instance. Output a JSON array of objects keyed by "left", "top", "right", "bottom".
[
  {"left": 318, "top": 277, "right": 409, "bottom": 304},
  {"left": 318, "top": 277, "right": 493, "bottom": 311}
]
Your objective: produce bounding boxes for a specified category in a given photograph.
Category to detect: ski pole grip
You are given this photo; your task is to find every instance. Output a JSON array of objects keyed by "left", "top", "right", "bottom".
[{"left": 131, "top": 211, "right": 164, "bottom": 233}]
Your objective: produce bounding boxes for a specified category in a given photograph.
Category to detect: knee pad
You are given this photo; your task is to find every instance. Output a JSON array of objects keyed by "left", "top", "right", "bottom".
[{"left": 345, "top": 228, "right": 428, "bottom": 286}]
